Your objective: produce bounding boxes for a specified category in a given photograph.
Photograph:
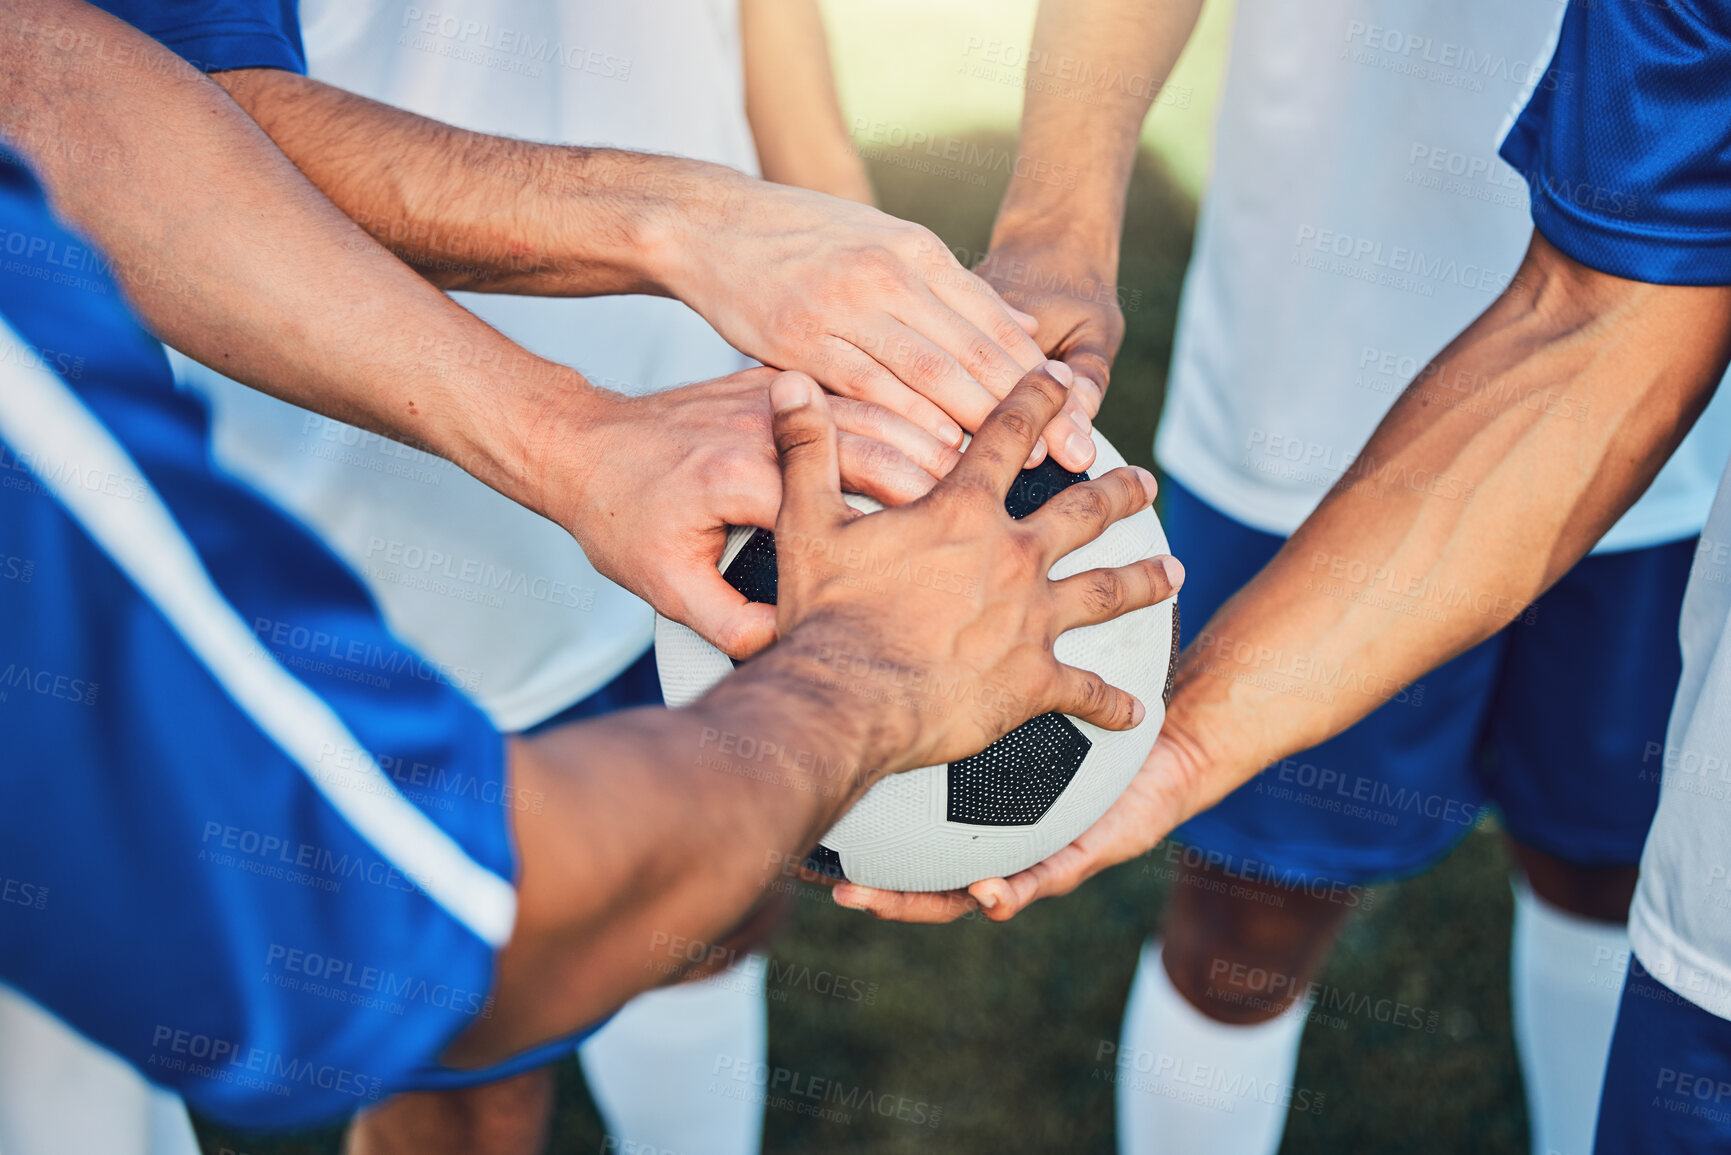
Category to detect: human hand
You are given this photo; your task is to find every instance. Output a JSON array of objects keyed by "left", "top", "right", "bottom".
[
  {"left": 976, "top": 234, "right": 1126, "bottom": 445},
  {"left": 544, "top": 366, "right": 960, "bottom": 659},
  {"left": 660, "top": 175, "right": 1101, "bottom": 471},
  {"left": 828, "top": 725, "right": 1203, "bottom": 923},
  {"left": 765, "top": 360, "right": 1181, "bottom": 777}
]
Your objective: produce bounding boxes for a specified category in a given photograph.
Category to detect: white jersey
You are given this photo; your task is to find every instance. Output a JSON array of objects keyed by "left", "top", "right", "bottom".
[
  {"left": 175, "top": 0, "right": 756, "bottom": 730},
  {"left": 1631, "top": 493, "right": 1731, "bottom": 1018},
  {"left": 1154, "top": 0, "right": 1731, "bottom": 551}
]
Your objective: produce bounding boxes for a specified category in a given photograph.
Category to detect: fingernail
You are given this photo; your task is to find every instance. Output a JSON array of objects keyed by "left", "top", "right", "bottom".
[
  {"left": 1071, "top": 410, "right": 1092, "bottom": 440},
  {"left": 1131, "top": 698, "right": 1147, "bottom": 726},
  {"left": 1077, "top": 377, "right": 1103, "bottom": 416},
  {"left": 1065, "top": 430, "right": 1092, "bottom": 465},
  {"left": 1134, "top": 466, "right": 1158, "bottom": 501},
  {"left": 1025, "top": 439, "right": 1047, "bottom": 469},
  {"left": 1044, "top": 359, "right": 1074, "bottom": 386},
  {"left": 938, "top": 421, "right": 964, "bottom": 446},
  {"left": 978, "top": 891, "right": 999, "bottom": 911},
  {"left": 1160, "top": 554, "right": 1185, "bottom": 591},
  {"left": 770, "top": 373, "right": 811, "bottom": 412}
]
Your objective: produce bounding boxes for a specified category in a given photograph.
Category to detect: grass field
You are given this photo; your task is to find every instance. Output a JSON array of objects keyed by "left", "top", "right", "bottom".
[{"left": 197, "top": 4, "right": 1538, "bottom": 1150}]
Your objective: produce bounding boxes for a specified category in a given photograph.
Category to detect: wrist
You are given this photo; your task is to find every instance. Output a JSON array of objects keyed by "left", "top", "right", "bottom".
[
  {"left": 690, "top": 622, "right": 903, "bottom": 814},
  {"left": 612, "top": 155, "right": 751, "bottom": 301},
  {"left": 985, "top": 207, "right": 1120, "bottom": 293},
  {"left": 462, "top": 355, "right": 621, "bottom": 532},
  {"left": 991, "top": 185, "right": 1122, "bottom": 276}
]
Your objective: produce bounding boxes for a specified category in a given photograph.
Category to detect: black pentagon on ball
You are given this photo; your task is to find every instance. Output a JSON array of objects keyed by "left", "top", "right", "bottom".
[{"left": 721, "top": 457, "right": 1100, "bottom": 848}]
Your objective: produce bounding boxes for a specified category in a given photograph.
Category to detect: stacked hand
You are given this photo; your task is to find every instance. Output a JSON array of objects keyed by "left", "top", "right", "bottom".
[
  {"left": 664, "top": 175, "right": 1100, "bottom": 472},
  {"left": 762, "top": 361, "right": 1182, "bottom": 776},
  {"left": 542, "top": 366, "right": 961, "bottom": 659},
  {"left": 977, "top": 234, "right": 1126, "bottom": 420}
]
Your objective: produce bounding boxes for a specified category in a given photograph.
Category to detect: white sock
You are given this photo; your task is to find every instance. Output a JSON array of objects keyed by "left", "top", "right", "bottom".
[
  {"left": 0, "top": 984, "right": 200, "bottom": 1155},
  {"left": 1116, "top": 940, "right": 1310, "bottom": 1155},
  {"left": 579, "top": 956, "right": 768, "bottom": 1155},
  {"left": 1510, "top": 880, "right": 1628, "bottom": 1155}
]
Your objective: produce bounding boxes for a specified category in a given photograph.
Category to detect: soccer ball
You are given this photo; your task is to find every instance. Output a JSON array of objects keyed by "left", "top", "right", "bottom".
[{"left": 655, "top": 430, "right": 1177, "bottom": 892}]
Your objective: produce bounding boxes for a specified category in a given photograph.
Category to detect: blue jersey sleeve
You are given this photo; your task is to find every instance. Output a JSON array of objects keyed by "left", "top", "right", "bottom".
[
  {"left": 1500, "top": 0, "right": 1731, "bottom": 285},
  {"left": 95, "top": 0, "right": 305, "bottom": 74},
  {"left": 0, "top": 162, "right": 521, "bottom": 1127}
]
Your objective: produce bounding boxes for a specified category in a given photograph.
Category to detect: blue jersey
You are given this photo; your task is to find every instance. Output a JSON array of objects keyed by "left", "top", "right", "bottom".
[
  {"left": 1501, "top": 0, "right": 1731, "bottom": 285},
  {"left": 95, "top": 0, "right": 304, "bottom": 73},
  {"left": 0, "top": 151, "right": 520, "bottom": 1126}
]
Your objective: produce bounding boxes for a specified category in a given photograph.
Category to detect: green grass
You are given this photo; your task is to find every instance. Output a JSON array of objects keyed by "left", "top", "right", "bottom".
[{"left": 197, "top": 133, "right": 1530, "bottom": 1155}]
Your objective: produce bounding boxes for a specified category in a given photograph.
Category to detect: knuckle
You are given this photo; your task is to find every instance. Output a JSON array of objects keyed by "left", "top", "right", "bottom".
[
  {"left": 989, "top": 316, "right": 1035, "bottom": 356},
  {"left": 1015, "top": 370, "right": 1066, "bottom": 409},
  {"left": 956, "top": 337, "right": 999, "bottom": 380},
  {"left": 856, "top": 246, "right": 909, "bottom": 291},
  {"left": 902, "top": 346, "right": 954, "bottom": 386},
  {"left": 991, "top": 406, "right": 1040, "bottom": 445},
  {"left": 939, "top": 469, "right": 1003, "bottom": 516},
  {"left": 773, "top": 422, "right": 829, "bottom": 459},
  {"left": 834, "top": 397, "right": 887, "bottom": 437},
  {"left": 1074, "top": 673, "right": 1108, "bottom": 715},
  {"left": 1083, "top": 570, "right": 1127, "bottom": 616},
  {"left": 1068, "top": 484, "right": 1112, "bottom": 527}
]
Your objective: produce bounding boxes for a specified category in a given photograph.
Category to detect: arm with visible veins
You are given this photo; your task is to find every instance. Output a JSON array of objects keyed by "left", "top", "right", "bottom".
[
  {"left": 837, "top": 233, "right": 1731, "bottom": 923},
  {"left": 981, "top": 0, "right": 1204, "bottom": 398},
  {"left": 203, "top": 61, "right": 1088, "bottom": 464},
  {"left": 0, "top": 0, "right": 965, "bottom": 656},
  {"left": 447, "top": 369, "right": 1178, "bottom": 1063}
]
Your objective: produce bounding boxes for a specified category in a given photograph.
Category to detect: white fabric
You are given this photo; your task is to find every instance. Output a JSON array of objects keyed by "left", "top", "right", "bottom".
[
  {"left": 580, "top": 960, "right": 768, "bottom": 1155},
  {"left": 1115, "top": 940, "right": 1309, "bottom": 1155},
  {"left": 1630, "top": 472, "right": 1731, "bottom": 1020},
  {"left": 0, "top": 327, "right": 515, "bottom": 947},
  {"left": 172, "top": 3, "right": 775, "bottom": 1148},
  {"left": 174, "top": 0, "right": 758, "bottom": 730},
  {"left": 0, "top": 986, "right": 199, "bottom": 1155},
  {"left": 1154, "top": 0, "right": 1731, "bottom": 553},
  {"left": 1509, "top": 882, "right": 1625, "bottom": 1155}
]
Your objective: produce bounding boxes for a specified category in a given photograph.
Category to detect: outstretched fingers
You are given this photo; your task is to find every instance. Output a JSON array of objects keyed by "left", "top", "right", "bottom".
[
  {"left": 938, "top": 361, "right": 1074, "bottom": 501},
  {"left": 1027, "top": 465, "right": 1158, "bottom": 563},
  {"left": 1051, "top": 556, "right": 1184, "bottom": 632},
  {"left": 1050, "top": 663, "right": 1145, "bottom": 732}
]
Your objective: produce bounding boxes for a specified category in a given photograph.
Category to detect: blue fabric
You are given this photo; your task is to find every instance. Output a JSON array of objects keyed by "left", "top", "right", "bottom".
[
  {"left": 1595, "top": 957, "right": 1731, "bottom": 1153},
  {"left": 93, "top": 0, "right": 305, "bottom": 73},
  {"left": 1500, "top": 0, "right": 1731, "bottom": 285},
  {"left": 0, "top": 158, "right": 512, "bottom": 1127},
  {"left": 525, "top": 647, "right": 662, "bottom": 735},
  {"left": 1165, "top": 478, "right": 1686, "bottom": 885}
]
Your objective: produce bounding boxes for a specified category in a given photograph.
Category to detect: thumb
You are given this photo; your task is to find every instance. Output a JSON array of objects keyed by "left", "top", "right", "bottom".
[
  {"left": 770, "top": 372, "right": 849, "bottom": 534},
  {"left": 677, "top": 569, "right": 778, "bottom": 661}
]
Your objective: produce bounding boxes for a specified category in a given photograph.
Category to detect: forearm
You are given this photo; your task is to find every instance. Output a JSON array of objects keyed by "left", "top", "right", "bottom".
[
  {"left": 454, "top": 629, "right": 902, "bottom": 1061},
  {"left": 990, "top": 0, "right": 1202, "bottom": 267},
  {"left": 0, "top": 0, "right": 601, "bottom": 517},
  {"left": 213, "top": 66, "right": 734, "bottom": 296},
  {"left": 1165, "top": 234, "right": 1731, "bottom": 818},
  {"left": 741, "top": 0, "right": 873, "bottom": 204}
]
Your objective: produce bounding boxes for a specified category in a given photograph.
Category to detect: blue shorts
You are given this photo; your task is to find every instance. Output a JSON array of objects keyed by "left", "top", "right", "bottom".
[
  {"left": 1166, "top": 479, "right": 1690, "bottom": 885},
  {"left": 1595, "top": 958, "right": 1731, "bottom": 1153},
  {"left": 398, "top": 648, "right": 661, "bottom": 1092}
]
